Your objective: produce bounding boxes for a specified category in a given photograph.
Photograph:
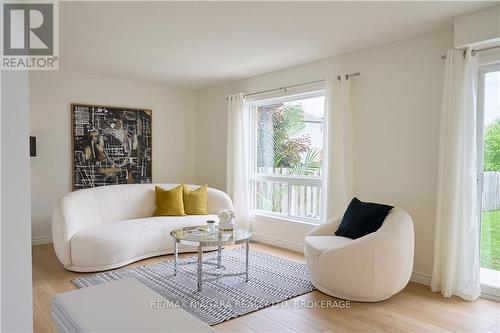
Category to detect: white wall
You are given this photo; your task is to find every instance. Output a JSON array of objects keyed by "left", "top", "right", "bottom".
[
  {"left": 29, "top": 71, "right": 198, "bottom": 241},
  {"left": 196, "top": 29, "right": 453, "bottom": 277},
  {"left": 1, "top": 71, "right": 33, "bottom": 332}
]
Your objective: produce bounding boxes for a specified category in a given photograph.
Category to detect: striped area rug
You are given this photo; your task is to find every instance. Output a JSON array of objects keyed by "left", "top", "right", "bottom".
[{"left": 73, "top": 248, "right": 314, "bottom": 325}]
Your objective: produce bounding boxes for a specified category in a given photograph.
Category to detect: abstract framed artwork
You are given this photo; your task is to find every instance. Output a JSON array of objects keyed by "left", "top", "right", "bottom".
[{"left": 71, "top": 104, "right": 152, "bottom": 190}]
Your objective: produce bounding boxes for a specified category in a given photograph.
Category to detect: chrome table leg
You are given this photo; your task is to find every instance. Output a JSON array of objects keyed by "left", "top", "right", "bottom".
[
  {"left": 217, "top": 245, "right": 222, "bottom": 268},
  {"left": 174, "top": 240, "right": 178, "bottom": 276},
  {"left": 245, "top": 240, "right": 249, "bottom": 282},
  {"left": 197, "top": 245, "right": 203, "bottom": 291}
]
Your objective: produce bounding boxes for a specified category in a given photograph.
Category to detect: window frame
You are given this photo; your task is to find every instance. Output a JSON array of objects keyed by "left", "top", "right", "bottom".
[
  {"left": 248, "top": 89, "right": 326, "bottom": 224},
  {"left": 477, "top": 62, "right": 500, "bottom": 298}
]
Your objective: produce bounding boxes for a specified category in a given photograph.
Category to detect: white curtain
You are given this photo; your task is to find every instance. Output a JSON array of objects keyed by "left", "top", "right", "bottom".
[
  {"left": 322, "top": 73, "right": 354, "bottom": 222},
  {"left": 431, "top": 48, "right": 480, "bottom": 301},
  {"left": 226, "top": 93, "right": 250, "bottom": 229}
]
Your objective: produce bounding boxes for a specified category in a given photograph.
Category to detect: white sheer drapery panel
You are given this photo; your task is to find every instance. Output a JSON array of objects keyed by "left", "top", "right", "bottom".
[
  {"left": 431, "top": 48, "right": 480, "bottom": 301},
  {"left": 322, "top": 74, "right": 354, "bottom": 223},
  {"left": 226, "top": 93, "right": 250, "bottom": 229}
]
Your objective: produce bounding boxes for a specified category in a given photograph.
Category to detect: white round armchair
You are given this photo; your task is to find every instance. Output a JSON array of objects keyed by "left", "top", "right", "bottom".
[{"left": 304, "top": 208, "right": 414, "bottom": 302}]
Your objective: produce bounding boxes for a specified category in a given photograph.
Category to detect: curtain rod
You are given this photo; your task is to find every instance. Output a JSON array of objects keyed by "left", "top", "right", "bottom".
[
  {"left": 440, "top": 45, "right": 500, "bottom": 60},
  {"left": 240, "top": 72, "right": 361, "bottom": 99}
]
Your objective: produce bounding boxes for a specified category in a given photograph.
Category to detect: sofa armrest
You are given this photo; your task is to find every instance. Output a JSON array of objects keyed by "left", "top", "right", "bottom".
[
  {"left": 52, "top": 204, "right": 72, "bottom": 267},
  {"left": 207, "top": 188, "right": 234, "bottom": 214},
  {"left": 307, "top": 217, "right": 342, "bottom": 237},
  {"left": 52, "top": 191, "right": 103, "bottom": 268}
]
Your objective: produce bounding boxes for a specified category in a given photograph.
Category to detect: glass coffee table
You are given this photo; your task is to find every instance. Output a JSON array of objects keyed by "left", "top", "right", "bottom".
[{"left": 170, "top": 226, "right": 252, "bottom": 291}]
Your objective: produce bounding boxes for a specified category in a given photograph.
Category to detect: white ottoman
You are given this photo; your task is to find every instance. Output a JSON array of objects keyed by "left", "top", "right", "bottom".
[{"left": 52, "top": 278, "right": 214, "bottom": 332}]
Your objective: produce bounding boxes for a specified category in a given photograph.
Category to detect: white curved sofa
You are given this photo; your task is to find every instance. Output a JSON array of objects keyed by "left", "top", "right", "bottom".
[
  {"left": 52, "top": 184, "right": 233, "bottom": 272},
  {"left": 304, "top": 208, "right": 414, "bottom": 302}
]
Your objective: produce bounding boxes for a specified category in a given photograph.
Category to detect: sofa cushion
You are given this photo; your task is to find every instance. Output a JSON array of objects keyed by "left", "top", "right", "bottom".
[
  {"left": 304, "top": 235, "right": 352, "bottom": 258},
  {"left": 71, "top": 215, "right": 217, "bottom": 269}
]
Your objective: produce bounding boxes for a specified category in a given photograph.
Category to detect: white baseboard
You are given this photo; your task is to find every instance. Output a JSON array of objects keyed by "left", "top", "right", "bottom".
[
  {"left": 409, "top": 271, "right": 500, "bottom": 301},
  {"left": 410, "top": 271, "right": 431, "bottom": 286},
  {"left": 252, "top": 233, "right": 304, "bottom": 253},
  {"left": 32, "top": 235, "right": 52, "bottom": 246}
]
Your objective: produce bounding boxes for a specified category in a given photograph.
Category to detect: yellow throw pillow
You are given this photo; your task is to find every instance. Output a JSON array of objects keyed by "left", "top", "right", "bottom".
[
  {"left": 153, "top": 185, "right": 186, "bottom": 216},
  {"left": 183, "top": 184, "right": 208, "bottom": 215}
]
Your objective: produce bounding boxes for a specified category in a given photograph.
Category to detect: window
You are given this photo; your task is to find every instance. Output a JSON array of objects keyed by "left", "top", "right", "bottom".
[
  {"left": 477, "top": 64, "right": 500, "bottom": 291},
  {"left": 248, "top": 91, "right": 325, "bottom": 223}
]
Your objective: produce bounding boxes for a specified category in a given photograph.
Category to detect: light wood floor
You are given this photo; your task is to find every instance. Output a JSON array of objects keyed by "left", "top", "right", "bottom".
[{"left": 33, "top": 242, "right": 499, "bottom": 333}]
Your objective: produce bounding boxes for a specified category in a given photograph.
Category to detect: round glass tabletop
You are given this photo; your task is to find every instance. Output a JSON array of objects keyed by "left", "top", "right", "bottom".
[{"left": 170, "top": 226, "right": 252, "bottom": 246}]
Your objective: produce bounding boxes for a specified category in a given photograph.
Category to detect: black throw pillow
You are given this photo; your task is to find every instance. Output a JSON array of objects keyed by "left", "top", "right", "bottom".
[{"left": 335, "top": 197, "right": 394, "bottom": 239}]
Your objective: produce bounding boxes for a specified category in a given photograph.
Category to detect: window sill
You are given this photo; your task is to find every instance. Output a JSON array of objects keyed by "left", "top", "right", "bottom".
[
  {"left": 480, "top": 268, "right": 500, "bottom": 300},
  {"left": 250, "top": 211, "right": 320, "bottom": 227}
]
